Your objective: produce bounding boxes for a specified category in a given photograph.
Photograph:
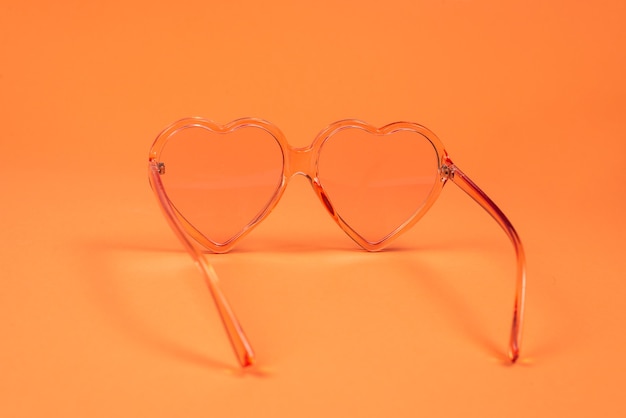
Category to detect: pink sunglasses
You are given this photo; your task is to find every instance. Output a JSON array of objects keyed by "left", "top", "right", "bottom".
[{"left": 148, "top": 117, "right": 527, "bottom": 366}]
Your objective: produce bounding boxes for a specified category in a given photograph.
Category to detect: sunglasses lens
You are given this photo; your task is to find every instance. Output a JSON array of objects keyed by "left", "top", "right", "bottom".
[
  {"left": 318, "top": 127, "right": 439, "bottom": 244},
  {"left": 159, "top": 124, "right": 283, "bottom": 246}
]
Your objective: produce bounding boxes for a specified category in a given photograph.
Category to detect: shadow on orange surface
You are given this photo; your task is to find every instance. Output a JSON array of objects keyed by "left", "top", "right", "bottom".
[
  {"left": 77, "top": 241, "right": 272, "bottom": 377},
  {"left": 82, "top": 232, "right": 545, "bottom": 370}
]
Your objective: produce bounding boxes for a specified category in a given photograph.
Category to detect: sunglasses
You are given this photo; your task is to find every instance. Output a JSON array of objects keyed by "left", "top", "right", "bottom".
[{"left": 147, "top": 117, "right": 527, "bottom": 366}]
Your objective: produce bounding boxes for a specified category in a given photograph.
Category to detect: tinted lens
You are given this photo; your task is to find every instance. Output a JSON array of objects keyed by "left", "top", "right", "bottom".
[
  {"left": 318, "top": 127, "right": 439, "bottom": 244},
  {"left": 159, "top": 124, "right": 284, "bottom": 245}
]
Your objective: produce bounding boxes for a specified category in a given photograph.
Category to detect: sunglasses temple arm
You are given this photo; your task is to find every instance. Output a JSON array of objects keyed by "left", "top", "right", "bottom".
[
  {"left": 148, "top": 161, "right": 255, "bottom": 367},
  {"left": 445, "top": 160, "right": 527, "bottom": 363}
]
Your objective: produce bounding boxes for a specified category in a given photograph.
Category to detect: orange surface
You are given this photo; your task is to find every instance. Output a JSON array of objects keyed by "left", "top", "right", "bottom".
[{"left": 1, "top": 1, "right": 625, "bottom": 417}]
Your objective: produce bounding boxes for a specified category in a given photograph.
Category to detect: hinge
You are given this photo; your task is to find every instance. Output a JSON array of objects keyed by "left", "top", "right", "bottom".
[{"left": 440, "top": 164, "right": 454, "bottom": 181}]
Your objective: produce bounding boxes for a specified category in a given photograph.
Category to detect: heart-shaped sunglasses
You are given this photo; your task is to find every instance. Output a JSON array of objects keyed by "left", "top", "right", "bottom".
[{"left": 148, "top": 117, "right": 526, "bottom": 366}]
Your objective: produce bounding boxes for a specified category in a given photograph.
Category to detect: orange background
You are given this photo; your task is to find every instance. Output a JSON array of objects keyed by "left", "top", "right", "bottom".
[{"left": 2, "top": 1, "right": 625, "bottom": 416}]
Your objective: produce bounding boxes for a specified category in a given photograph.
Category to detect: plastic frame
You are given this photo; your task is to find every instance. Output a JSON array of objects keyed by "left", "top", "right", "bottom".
[{"left": 148, "top": 117, "right": 527, "bottom": 366}]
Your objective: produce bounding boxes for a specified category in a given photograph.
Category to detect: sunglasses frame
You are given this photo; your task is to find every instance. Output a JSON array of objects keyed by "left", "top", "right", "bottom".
[{"left": 148, "top": 117, "right": 527, "bottom": 367}]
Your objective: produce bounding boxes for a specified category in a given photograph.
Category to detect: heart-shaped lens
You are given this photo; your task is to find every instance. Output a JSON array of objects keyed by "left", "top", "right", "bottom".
[
  {"left": 317, "top": 126, "right": 439, "bottom": 246},
  {"left": 159, "top": 123, "right": 284, "bottom": 248}
]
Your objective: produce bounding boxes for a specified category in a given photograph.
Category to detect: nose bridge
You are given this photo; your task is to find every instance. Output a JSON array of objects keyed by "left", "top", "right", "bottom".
[{"left": 286, "top": 146, "right": 315, "bottom": 178}]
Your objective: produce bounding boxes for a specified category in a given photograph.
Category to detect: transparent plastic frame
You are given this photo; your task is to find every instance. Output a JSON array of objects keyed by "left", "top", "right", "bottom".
[{"left": 147, "top": 117, "right": 527, "bottom": 367}]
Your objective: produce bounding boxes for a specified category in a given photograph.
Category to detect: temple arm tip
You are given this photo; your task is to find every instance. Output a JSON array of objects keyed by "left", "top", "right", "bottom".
[{"left": 239, "top": 353, "right": 256, "bottom": 368}]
